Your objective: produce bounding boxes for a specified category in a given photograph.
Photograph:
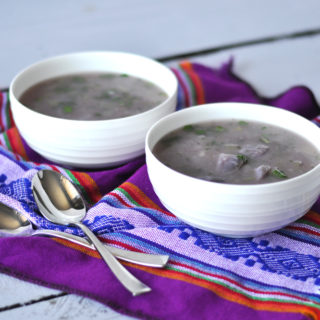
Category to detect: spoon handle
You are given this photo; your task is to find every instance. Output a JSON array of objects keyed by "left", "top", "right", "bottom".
[
  {"left": 33, "top": 229, "right": 169, "bottom": 268},
  {"left": 74, "top": 222, "right": 151, "bottom": 296}
]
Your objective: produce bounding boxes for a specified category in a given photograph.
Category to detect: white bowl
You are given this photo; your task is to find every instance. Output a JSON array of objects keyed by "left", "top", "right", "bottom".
[
  {"left": 9, "top": 51, "right": 178, "bottom": 168},
  {"left": 145, "top": 103, "right": 320, "bottom": 238}
]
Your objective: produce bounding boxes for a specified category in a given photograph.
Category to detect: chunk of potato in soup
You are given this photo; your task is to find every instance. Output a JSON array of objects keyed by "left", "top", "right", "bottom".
[
  {"left": 19, "top": 72, "right": 168, "bottom": 120},
  {"left": 152, "top": 120, "right": 320, "bottom": 184}
]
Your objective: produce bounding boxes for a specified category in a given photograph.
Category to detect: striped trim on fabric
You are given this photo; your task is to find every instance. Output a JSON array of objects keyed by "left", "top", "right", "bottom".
[
  {"left": 0, "top": 92, "right": 13, "bottom": 132},
  {"left": 43, "top": 166, "right": 102, "bottom": 205},
  {"left": 54, "top": 234, "right": 320, "bottom": 319},
  {"left": 171, "top": 61, "right": 206, "bottom": 108},
  {"left": 114, "top": 231, "right": 320, "bottom": 298},
  {"left": 172, "top": 61, "right": 206, "bottom": 110},
  {"left": 2, "top": 127, "right": 28, "bottom": 160},
  {"left": 67, "top": 170, "right": 102, "bottom": 204},
  {"left": 171, "top": 67, "right": 190, "bottom": 108},
  {"left": 179, "top": 61, "right": 206, "bottom": 105},
  {"left": 55, "top": 181, "right": 320, "bottom": 318},
  {"left": 0, "top": 144, "right": 30, "bottom": 168},
  {"left": 279, "top": 211, "right": 320, "bottom": 246},
  {"left": 54, "top": 231, "right": 320, "bottom": 319},
  {"left": 101, "top": 190, "right": 176, "bottom": 226}
]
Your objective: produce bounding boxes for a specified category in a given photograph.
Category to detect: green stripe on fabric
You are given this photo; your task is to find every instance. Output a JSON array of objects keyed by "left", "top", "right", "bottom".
[
  {"left": 64, "top": 170, "right": 91, "bottom": 204},
  {"left": 177, "top": 65, "right": 196, "bottom": 106},
  {"left": 3, "top": 132, "right": 12, "bottom": 151},
  {"left": 298, "top": 220, "right": 320, "bottom": 229},
  {"left": 167, "top": 265, "right": 320, "bottom": 308},
  {"left": 116, "top": 187, "right": 140, "bottom": 207},
  {"left": 5, "top": 95, "right": 11, "bottom": 128}
]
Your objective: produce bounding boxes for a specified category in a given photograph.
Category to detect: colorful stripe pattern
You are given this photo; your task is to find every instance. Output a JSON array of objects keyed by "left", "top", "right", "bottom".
[
  {"left": 171, "top": 61, "right": 206, "bottom": 108},
  {"left": 0, "top": 91, "right": 13, "bottom": 132},
  {"left": 1, "top": 62, "right": 320, "bottom": 319},
  {"left": 102, "top": 185, "right": 320, "bottom": 319},
  {"left": 53, "top": 179, "right": 320, "bottom": 318}
]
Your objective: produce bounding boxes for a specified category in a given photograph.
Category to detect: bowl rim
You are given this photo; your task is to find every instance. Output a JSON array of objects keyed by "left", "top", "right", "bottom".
[
  {"left": 9, "top": 50, "right": 178, "bottom": 124},
  {"left": 146, "top": 102, "right": 320, "bottom": 190}
]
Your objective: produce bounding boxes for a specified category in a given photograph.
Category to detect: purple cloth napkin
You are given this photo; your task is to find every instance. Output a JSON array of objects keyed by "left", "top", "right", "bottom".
[{"left": 1, "top": 60, "right": 320, "bottom": 320}]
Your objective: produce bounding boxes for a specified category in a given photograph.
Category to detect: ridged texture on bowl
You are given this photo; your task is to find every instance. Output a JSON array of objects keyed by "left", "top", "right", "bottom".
[
  {"left": 10, "top": 51, "right": 178, "bottom": 168},
  {"left": 146, "top": 103, "right": 320, "bottom": 237}
]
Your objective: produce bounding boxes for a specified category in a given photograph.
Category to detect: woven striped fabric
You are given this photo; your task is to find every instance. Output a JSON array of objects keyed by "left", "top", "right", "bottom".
[{"left": 1, "top": 61, "right": 320, "bottom": 320}]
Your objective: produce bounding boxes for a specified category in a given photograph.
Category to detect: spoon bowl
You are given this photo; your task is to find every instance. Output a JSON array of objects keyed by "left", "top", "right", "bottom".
[
  {"left": 32, "top": 169, "right": 151, "bottom": 296},
  {"left": 0, "top": 202, "right": 31, "bottom": 235}
]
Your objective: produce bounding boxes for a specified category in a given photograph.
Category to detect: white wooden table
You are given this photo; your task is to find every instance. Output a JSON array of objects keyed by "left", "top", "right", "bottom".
[{"left": 1, "top": 1, "right": 320, "bottom": 318}]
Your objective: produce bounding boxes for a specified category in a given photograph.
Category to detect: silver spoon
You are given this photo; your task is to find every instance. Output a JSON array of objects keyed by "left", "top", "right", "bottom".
[
  {"left": 33, "top": 229, "right": 169, "bottom": 268},
  {"left": 32, "top": 169, "right": 151, "bottom": 296},
  {"left": 0, "top": 201, "right": 168, "bottom": 267},
  {"left": 0, "top": 202, "right": 31, "bottom": 235}
]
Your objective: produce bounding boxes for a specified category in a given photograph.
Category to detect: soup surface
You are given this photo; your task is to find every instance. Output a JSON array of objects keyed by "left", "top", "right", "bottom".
[
  {"left": 153, "top": 120, "right": 320, "bottom": 184},
  {"left": 19, "top": 72, "right": 168, "bottom": 120}
]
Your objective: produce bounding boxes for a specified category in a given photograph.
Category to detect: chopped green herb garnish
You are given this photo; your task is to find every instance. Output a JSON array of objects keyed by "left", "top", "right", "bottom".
[
  {"left": 214, "top": 126, "right": 225, "bottom": 132},
  {"left": 237, "top": 154, "right": 248, "bottom": 165},
  {"left": 63, "top": 105, "right": 73, "bottom": 113},
  {"left": 261, "top": 126, "right": 267, "bottom": 130},
  {"left": 260, "top": 134, "right": 270, "bottom": 144},
  {"left": 238, "top": 120, "right": 248, "bottom": 126},
  {"left": 183, "top": 125, "right": 194, "bottom": 132},
  {"left": 120, "top": 73, "right": 129, "bottom": 77},
  {"left": 271, "top": 168, "right": 287, "bottom": 179}
]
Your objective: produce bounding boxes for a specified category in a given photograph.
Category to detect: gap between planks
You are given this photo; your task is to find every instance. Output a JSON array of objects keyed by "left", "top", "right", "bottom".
[
  {"left": 157, "top": 27, "right": 320, "bottom": 62},
  {"left": 0, "top": 292, "right": 68, "bottom": 312}
]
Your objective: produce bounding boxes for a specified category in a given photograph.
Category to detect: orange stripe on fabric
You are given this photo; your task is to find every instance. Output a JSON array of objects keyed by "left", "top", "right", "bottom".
[
  {"left": 72, "top": 171, "right": 102, "bottom": 203},
  {"left": 53, "top": 238, "right": 319, "bottom": 318},
  {"left": 6, "top": 127, "right": 28, "bottom": 160},
  {"left": 171, "top": 261, "right": 311, "bottom": 303},
  {"left": 53, "top": 238, "right": 99, "bottom": 257},
  {"left": 134, "top": 265, "right": 319, "bottom": 319},
  {"left": 54, "top": 237, "right": 146, "bottom": 257},
  {"left": 180, "top": 61, "right": 206, "bottom": 105},
  {"left": 120, "top": 182, "right": 175, "bottom": 217},
  {"left": 303, "top": 210, "right": 320, "bottom": 225},
  {"left": 0, "top": 93, "right": 4, "bottom": 131}
]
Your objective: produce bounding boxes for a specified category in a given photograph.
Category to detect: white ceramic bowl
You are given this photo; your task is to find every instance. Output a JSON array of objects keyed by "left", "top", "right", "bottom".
[
  {"left": 145, "top": 103, "right": 320, "bottom": 238},
  {"left": 10, "top": 51, "right": 178, "bottom": 168}
]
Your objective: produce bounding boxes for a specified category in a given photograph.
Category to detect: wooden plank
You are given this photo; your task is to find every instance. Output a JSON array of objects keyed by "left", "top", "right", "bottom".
[
  {"left": 0, "top": 273, "right": 61, "bottom": 308},
  {"left": 1, "top": 0, "right": 320, "bottom": 87},
  {"left": 0, "top": 273, "right": 133, "bottom": 319},
  {"left": 0, "top": 294, "right": 134, "bottom": 320}
]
